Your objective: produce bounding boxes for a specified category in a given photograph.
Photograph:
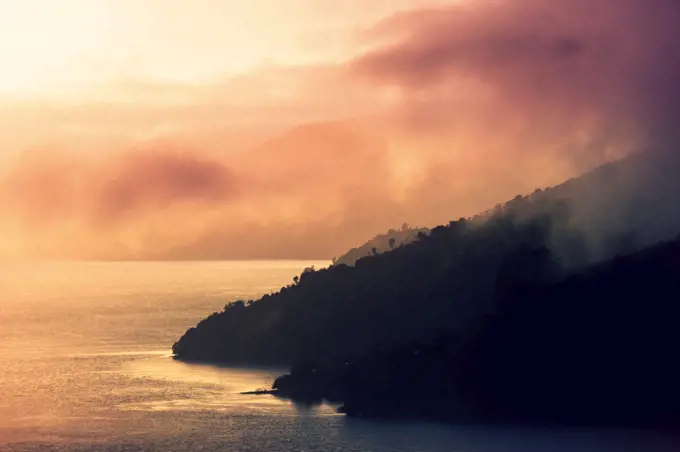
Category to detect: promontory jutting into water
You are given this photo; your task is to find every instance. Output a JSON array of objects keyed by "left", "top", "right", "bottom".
[
  {"left": 0, "top": 260, "right": 678, "bottom": 451},
  {"left": 2, "top": 0, "right": 680, "bottom": 450},
  {"left": 174, "top": 151, "right": 680, "bottom": 426}
]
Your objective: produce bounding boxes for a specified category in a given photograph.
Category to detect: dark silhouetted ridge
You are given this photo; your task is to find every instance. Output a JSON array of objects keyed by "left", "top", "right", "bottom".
[
  {"left": 173, "top": 149, "right": 680, "bottom": 426},
  {"left": 284, "top": 236, "right": 680, "bottom": 427},
  {"left": 332, "top": 225, "right": 430, "bottom": 267}
]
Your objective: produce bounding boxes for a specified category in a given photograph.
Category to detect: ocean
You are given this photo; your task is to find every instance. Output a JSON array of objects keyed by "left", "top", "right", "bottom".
[{"left": 0, "top": 261, "right": 677, "bottom": 451}]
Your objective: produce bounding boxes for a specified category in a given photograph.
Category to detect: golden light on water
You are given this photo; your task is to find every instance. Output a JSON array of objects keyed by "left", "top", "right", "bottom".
[{"left": 1, "top": 0, "right": 679, "bottom": 449}]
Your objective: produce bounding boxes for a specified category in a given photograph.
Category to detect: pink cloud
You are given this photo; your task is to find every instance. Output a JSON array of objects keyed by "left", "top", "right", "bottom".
[
  {"left": 3, "top": 0, "right": 678, "bottom": 260},
  {"left": 353, "top": 0, "right": 680, "bottom": 147}
]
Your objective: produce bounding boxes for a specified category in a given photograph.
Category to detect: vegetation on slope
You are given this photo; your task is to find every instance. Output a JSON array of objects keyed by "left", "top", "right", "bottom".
[
  {"left": 332, "top": 225, "right": 430, "bottom": 267},
  {"left": 174, "top": 209, "right": 565, "bottom": 364},
  {"left": 273, "top": 235, "right": 680, "bottom": 426},
  {"left": 173, "top": 150, "right": 680, "bottom": 368},
  {"left": 172, "top": 151, "right": 680, "bottom": 425}
]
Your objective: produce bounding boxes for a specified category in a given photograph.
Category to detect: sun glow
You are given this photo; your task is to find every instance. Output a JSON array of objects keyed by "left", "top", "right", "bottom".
[
  {"left": 0, "top": 1, "right": 454, "bottom": 96},
  {"left": 0, "top": 1, "right": 293, "bottom": 96},
  {"left": 0, "top": 3, "right": 105, "bottom": 93}
]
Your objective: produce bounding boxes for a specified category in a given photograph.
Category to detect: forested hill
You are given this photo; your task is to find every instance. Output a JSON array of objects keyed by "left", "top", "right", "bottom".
[
  {"left": 332, "top": 225, "right": 429, "bottom": 267},
  {"left": 275, "top": 234, "right": 680, "bottom": 426},
  {"left": 173, "top": 149, "right": 680, "bottom": 367}
]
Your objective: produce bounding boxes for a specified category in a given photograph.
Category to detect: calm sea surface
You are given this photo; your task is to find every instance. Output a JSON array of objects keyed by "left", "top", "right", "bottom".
[{"left": 0, "top": 261, "right": 677, "bottom": 451}]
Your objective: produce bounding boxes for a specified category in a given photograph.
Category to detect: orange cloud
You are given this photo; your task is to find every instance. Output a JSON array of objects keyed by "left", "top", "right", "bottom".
[
  {"left": 0, "top": 117, "right": 571, "bottom": 260},
  {"left": 1, "top": 0, "right": 678, "bottom": 260}
]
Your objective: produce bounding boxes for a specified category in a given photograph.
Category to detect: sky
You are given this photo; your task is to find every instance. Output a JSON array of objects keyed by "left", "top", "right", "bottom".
[{"left": 0, "top": 0, "right": 678, "bottom": 260}]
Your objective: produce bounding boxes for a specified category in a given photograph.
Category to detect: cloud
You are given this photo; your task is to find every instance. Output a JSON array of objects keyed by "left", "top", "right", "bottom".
[
  {"left": 93, "top": 149, "right": 238, "bottom": 224},
  {"left": 2, "top": 0, "right": 678, "bottom": 260},
  {"left": 0, "top": 147, "right": 237, "bottom": 228},
  {"left": 354, "top": 0, "right": 680, "bottom": 158},
  {"left": 0, "top": 115, "right": 570, "bottom": 260},
  {"left": 0, "top": 63, "right": 382, "bottom": 158},
  {"left": 0, "top": 121, "right": 403, "bottom": 259}
]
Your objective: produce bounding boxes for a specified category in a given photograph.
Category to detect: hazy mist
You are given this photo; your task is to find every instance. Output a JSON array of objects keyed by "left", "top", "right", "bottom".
[{"left": 1, "top": 0, "right": 678, "bottom": 260}]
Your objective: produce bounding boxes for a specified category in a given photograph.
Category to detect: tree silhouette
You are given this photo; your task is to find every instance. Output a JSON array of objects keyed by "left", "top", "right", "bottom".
[{"left": 173, "top": 150, "right": 680, "bottom": 426}]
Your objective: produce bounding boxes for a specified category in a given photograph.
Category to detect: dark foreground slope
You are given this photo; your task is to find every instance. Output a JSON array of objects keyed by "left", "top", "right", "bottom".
[
  {"left": 274, "top": 236, "right": 680, "bottom": 427},
  {"left": 173, "top": 213, "right": 565, "bottom": 364},
  {"left": 173, "top": 150, "right": 680, "bottom": 367}
]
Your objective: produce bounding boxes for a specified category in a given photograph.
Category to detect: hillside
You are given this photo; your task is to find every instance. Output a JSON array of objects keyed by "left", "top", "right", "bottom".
[
  {"left": 332, "top": 225, "right": 429, "bottom": 267},
  {"left": 173, "top": 149, "right": 680, "bottom": 368},
  {"left": 273, "top": 234, "right": 680, "bottom": 426}
]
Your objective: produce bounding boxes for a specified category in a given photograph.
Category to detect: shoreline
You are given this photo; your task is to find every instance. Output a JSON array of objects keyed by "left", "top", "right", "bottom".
[{"left": 238, "top": 384, "right": 680, "bottom": 434}]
